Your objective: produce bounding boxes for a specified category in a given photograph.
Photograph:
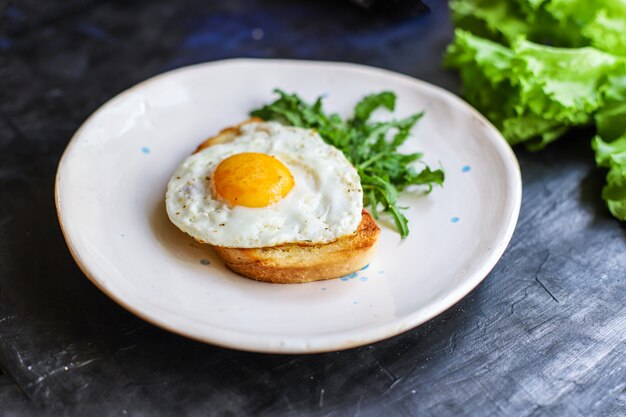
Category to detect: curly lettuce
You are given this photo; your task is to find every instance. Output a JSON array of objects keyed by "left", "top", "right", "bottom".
[
  {"left": 446, "top": 1, "right": 626, "bottom": 221},
  {"left": 449, "top": 0, "right": 626, "bottom": 55},
  {"left": 445, "top": 30, "right": 621, "bottom": 149},
  {"left": 592, "top": 135, "right": 626, "bottom": 219}
]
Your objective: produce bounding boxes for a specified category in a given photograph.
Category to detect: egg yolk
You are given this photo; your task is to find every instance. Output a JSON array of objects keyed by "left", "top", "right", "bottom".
[{"left": 212, "top": 153, "right": 295, "bottom": 208}]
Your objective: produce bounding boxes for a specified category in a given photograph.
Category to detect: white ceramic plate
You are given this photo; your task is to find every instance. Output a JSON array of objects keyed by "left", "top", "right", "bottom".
[{"left": 56, "top": 59, "right": 521, "bottom": 353}]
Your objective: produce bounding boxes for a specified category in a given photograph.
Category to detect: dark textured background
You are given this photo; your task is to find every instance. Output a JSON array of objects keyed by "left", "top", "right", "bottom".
[{"left": 1, "top": 0, "right": 625, "bottom": 415}]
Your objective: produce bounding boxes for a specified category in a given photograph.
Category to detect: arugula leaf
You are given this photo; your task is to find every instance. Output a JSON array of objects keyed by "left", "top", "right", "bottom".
[
  {"left": 251, "top": 90, "right": 444, "bottom": 238},
  {"left": 354, "top": 92, "right": 396, "bottom": 122}
]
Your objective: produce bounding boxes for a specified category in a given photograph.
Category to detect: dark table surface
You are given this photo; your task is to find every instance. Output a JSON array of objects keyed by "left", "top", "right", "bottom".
[{"left": 1, "top": 0, "right": 625, "bottom": 415}]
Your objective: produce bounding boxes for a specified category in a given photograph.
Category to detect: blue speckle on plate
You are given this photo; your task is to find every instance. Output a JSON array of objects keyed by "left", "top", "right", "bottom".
[
  {"left": 462, "top": 165, "right": 471, "bottom": 173},
  {"left": 360, "top": 264, "right": 369, "bottom": 271},
  {"left": 340, "top": 272, "right": 359, "bottom": 281},
  {"left": 141, "top": 146, "right": 150, "bottom": 154},
  {"left": 359, "top": 276, "right": 368, "bottom": 282},
  {"left": 200, "top": 259, "right": 210, "bottom": 265},
  {"left": 451, "top": 217, "right": 460, "bottom": 223},
  {"left": 353, "top": 301, "right": 358, "bottom": 304}
]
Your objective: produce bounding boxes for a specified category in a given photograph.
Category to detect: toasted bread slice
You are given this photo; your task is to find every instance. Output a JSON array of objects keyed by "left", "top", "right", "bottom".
[
  {"left": 192, "top": 118, "right": 380, "bottom": 284},
  {"left": 194, "top": 117, "right": 263, "bottom": 153},
  {"left": 213, "top": 210, "right": 379, "bottom": 283}
]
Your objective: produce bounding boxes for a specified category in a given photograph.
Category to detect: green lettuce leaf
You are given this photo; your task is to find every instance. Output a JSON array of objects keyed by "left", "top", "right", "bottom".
[
  {"left": 449, "top": 0, "right": 626, "bottom": 56},
  {"left": 595, "top": 64, "right": 626, "bottom": 140},
  {"left": 449, "top": 0, "right": 536, "bottom": 44},
  {"left": 445, "top": 30, "right": 622, "bottom": 148},
  {"left": 552, "top": 0, "right": 626, "bottom": 56},
  {"left": 446, "top": 0, "right": 626, "bottom": 222},
  {"left": 449, "top": 0, "right": 588, "bottom": 47},
  {"left": 592, "top": 135, "right": 626, "bottom": 220}
]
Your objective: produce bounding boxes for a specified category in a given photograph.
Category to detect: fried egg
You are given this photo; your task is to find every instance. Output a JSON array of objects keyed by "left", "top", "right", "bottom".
[{"left": 165, "top": 121, "right": 363, "bottom": 248}]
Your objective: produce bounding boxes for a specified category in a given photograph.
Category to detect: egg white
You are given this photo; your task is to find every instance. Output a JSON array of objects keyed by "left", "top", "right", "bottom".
[{"left": 166, "top": 122, "right": 363, "bottom": 248}]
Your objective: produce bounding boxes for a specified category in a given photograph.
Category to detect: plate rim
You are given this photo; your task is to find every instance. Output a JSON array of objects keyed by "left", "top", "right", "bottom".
[{"left": 55, "top": 58, "right": 522, "bottom": 353}]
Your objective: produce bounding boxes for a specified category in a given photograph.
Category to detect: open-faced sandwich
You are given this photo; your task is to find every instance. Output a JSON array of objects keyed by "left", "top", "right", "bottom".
[
  {"left": 166, "top": 90, "right": 444, "bottom": 284},
  {"left": 166, "top": 118, "right": 380, "bottom": 283}
]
